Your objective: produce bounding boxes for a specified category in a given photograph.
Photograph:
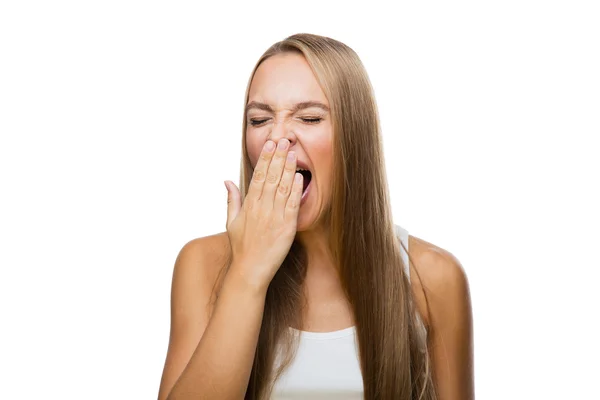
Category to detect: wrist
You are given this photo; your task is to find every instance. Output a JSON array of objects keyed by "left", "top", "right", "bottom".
[{"left": 224, "top": 262, "right": 270, "bottom": 297}]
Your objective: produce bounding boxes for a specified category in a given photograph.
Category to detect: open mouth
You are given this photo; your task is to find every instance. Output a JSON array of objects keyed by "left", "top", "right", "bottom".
[{"left": 296, "top": 168, "right": 312, "bottom": 195}]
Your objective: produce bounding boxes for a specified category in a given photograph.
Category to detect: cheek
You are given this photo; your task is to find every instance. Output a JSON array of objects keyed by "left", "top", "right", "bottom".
[
  {"left": 312, "top": 141, "right": 334, "bottom": 187},
  {"left": 246, "top": 137, "right": 262, "bottom": 167},
  {"left": 314, "top": 140, "right": 334, "bottom": 169}
]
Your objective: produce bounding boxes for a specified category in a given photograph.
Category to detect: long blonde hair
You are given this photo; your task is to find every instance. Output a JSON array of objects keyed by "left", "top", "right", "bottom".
[{"left": 214, "top": 33, "right": 437, "bottom": 400}]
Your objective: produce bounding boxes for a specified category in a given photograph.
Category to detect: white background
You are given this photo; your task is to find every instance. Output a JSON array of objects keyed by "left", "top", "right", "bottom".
[{"left": 1, "top": 1, "right": 598, "bottom": 399}]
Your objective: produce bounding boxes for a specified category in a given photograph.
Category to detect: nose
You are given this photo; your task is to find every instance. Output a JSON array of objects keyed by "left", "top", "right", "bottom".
[{"left": 267, "top": 121, "right": 297, "bottom": 148}]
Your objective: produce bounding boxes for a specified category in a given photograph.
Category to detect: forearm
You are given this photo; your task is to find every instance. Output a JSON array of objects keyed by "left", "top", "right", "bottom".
[{"left": 167, "top": 266, "right": 267, "bottom": 400}]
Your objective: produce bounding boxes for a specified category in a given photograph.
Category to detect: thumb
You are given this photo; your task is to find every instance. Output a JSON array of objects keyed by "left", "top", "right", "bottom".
[{"left": 224, "top": 180, "right": 241, "bottom": 229}]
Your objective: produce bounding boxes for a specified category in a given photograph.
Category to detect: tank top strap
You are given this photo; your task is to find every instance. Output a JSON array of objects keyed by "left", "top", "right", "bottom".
[
  {"left": 394, "top": 224, "right": 410, "bottom": 281},
  {"left": 395, "top": 223, "right": 429, "bottom": 342}
]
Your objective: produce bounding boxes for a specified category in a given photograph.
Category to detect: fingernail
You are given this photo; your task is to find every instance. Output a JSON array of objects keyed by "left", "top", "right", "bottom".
[
  {"left": 224, "top": 181, "right": 229, "bottom": 191},
  {"left": 265, "top": 141, "right": 275, "bottom": 151},
  {"left": 278, "top": 139, "right": 289, "bottom": 150},
  {"left": 287, "top": 151, "right": 295, "bottom": 161}
]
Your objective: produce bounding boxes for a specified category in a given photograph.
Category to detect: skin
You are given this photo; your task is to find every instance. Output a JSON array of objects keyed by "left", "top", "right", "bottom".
[
  {"left": 245, "top": 52, "right": 336, "bottom": 270},
  {"left": 157, "top": 53, "right": 474, "bottom": 400}
]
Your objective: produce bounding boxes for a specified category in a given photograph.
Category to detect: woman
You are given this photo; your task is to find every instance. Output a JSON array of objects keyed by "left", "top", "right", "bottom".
[{"left": 158, "top": 33, "right": 473, "bottom": 400}]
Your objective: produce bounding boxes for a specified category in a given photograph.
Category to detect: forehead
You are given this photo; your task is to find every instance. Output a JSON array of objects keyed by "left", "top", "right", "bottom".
[{"left": 248, "top": 52, "right": 328, "bottom": 107}]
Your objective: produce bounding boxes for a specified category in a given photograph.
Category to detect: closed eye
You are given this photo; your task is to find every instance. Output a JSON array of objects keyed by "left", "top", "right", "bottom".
[
  {"left": 249, "top": 117, "right": 322, "bottom": 126},
  {"left": 250, "top": 119, "right": 268, "bottom": 126},
  {"left": 301, "top": 117, "right": 322, "bottom": 124}
]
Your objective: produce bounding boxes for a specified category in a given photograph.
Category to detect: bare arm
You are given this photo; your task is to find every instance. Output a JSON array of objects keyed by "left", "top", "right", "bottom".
[
  {"left": 157, "top": 237, "right": 268, "bottom": 400},
  {"left": 165, "top": 263, "right": 267, "bottom": 400},
  {"left": 159, "top": 138, "right": 303, "bottom": 400},
  {"left": 425, "top": 249, "right": 474, "bottom": 400}
]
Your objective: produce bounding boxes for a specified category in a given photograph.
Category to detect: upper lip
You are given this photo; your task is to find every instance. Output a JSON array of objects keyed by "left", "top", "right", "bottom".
[{"left": 295, "top": 160, "right": 311, "bottom": 172}]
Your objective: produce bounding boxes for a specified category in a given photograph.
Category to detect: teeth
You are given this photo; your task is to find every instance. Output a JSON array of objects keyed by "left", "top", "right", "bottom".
[{"left": 296, "top": 168, "right": 309, "bottom": 172}]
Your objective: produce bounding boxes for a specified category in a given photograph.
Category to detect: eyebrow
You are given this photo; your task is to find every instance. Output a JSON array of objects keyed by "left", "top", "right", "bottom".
[{"left": 245, "top": 101, "right": 330, "bottom": 114}]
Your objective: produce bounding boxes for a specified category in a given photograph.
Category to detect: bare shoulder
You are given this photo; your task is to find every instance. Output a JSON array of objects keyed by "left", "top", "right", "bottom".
[
  {"left": 157, "top": 231, "right": 230, "bottom": 400},
  {"left": 407, "top": 236, "right": 474, "bottom": 397},
  {"left": 179, "top": 231, "right": 230, "bottom": 265},
  {"left": 176, "top": 231, "right": 230, "bottom": 279},
  {"left": 407, "top": 235, "right": 471, "bottom": 329},
  {"left": 408, "top": 234, "right": 474, "bottom": 397}
]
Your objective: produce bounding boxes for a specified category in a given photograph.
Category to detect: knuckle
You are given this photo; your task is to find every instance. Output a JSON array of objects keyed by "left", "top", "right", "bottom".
[
  {"left": 284, "top": 163, "right": 295, "bottom": 172},
  {"left": 253, "top": 170, "right": 265, "bottom": 182},
  {"left": 266, "top": 173, "right": 278, "bottom": 184},
  {"left": 277, "top": 184, "right": 290, "bottom": 196}
]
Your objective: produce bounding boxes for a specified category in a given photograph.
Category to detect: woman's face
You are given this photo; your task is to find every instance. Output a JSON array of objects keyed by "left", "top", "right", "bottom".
[{"left": 245, "top": 52, "right": 333, "bottom": 231}]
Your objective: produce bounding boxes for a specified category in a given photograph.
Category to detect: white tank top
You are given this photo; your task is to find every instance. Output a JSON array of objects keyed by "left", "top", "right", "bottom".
[{"left": 271, "top": 224, "right": 426, "bottom": 399}]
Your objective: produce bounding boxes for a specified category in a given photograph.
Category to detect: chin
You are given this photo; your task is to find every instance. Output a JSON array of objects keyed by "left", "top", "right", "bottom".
[
  {"left": 295, "top": 202, "right": 330, "bottom": 234},
  {"left": 295, "top": 212, "right": 312, "bottom": 232},
  {"left": 295, "top": 204, "right": 318, "bottom": 231}
]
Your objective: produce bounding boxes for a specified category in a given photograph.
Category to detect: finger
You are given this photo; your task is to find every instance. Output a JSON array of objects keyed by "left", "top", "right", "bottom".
[
  {"left": 274, "top": 150, "right": 296, "bottom": 213},
  {"left": 261, "top": 138, "right": 290, "bottom": 204},
  {"left": 284, "top": 172, "right": 303, "bottom": 223},
  {"left": 225, "top": 180, "right": 241, "bottom": 230},
  {"left": 245, "top": 140, "right": 276, "bottom": 205}
]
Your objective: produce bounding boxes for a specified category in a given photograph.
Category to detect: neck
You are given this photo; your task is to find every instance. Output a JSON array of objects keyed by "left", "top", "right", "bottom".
[{"left": 296, "top": 224, "right": 336, "bottom": 273}]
